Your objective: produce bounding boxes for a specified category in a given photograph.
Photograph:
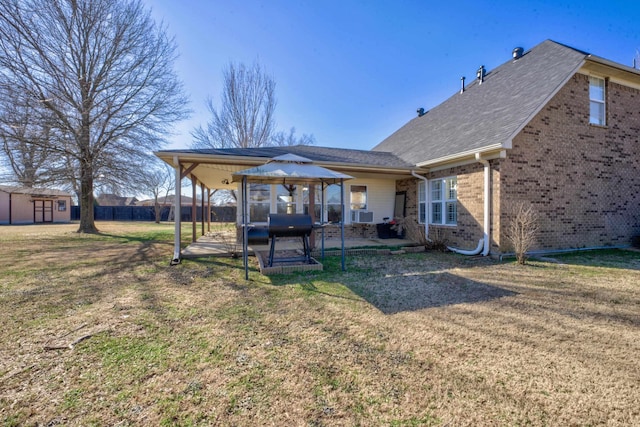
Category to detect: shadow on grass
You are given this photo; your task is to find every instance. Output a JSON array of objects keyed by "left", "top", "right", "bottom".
[
  {"left": 346, "top": 271, "right": 517, "bottom": 314},
  {"left": 268, "top": 255, "right": 517, "bottom": 314}
]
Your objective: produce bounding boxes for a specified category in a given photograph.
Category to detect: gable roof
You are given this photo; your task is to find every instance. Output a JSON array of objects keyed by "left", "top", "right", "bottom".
[
  {"left": 95, "top": 194, "right": 138, "bottom": 206},
  {"left": 0, "top": 185, "right": 71, "bottom": 197},
  {"left": 157, "top": 144, "right": 413, "bottom": 170},
  {"left": 372, "top": 40, "right": 589, "bottom": 166}
]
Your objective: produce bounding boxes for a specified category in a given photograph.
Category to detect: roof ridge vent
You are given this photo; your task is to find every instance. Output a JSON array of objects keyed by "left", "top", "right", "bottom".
[{"left": 513, "top": 47, "right": 524, "bottom": 60}]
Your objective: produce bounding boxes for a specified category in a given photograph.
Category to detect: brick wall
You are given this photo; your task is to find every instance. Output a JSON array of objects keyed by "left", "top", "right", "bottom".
[
  {"left": 396, "top": 162, "right": 490, "bottom": 251},
  {"left": 500, "top": 73, "right": 640, "bottom": 251}
]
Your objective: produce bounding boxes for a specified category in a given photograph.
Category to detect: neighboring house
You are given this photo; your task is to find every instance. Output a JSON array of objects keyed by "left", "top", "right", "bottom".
[
  {"left": 0, "top": 186, "right": 72, "bottom": 224},
  {"left": 95, "top": 193, "right": 138, "bottom": 206},
  {"left": 136, "top": 195, "right": 198, "bottom": 207},
  {"left": 156, "top": 40, "right": 640, "bottom": 257}
]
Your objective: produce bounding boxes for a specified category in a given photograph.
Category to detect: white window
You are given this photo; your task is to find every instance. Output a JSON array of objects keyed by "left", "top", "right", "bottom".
[
  {"left": 430, "top": 177, "right": 457, "bottom": 225},
  {"left": 57, "top": 200, "right": 66, "bottom": 211},
  {"left": 589, "top": 76, "right": 606, "bottom": 126},
  {"left": 276, "top": 184, "right": 296, "bottom": 214},
  {"left": 248, "top": 183, "right": 270, "bottom": 222},
  {"left": 326, "top": 184, "right": 342, "bottom": 223},
  {"left": 350, "top": 185, "right": 367, "bottom": 211},
  {"left": 418, "top": 181, "right": 426, "bottom": 224},
  {"left": 303, "top": 184, "right": 322, "bottom": 220}
]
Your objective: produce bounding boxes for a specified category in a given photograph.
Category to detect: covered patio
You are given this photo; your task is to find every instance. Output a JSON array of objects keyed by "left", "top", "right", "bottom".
[
  {"left": 154, "top": 146, "right": 420, "bottom": 272},
  {"left": 181, "top": 227, "right": 413, "bottom": 258}
]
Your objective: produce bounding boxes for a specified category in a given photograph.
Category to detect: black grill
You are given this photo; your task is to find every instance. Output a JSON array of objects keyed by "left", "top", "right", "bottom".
[{"left": 267, "top": 214, "right": 313, "bottom": 266}]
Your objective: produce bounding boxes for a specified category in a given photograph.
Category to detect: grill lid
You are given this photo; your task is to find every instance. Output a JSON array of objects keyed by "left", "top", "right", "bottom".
[{"left": 268, "top": 214, "right": 313, "bottom": 237}]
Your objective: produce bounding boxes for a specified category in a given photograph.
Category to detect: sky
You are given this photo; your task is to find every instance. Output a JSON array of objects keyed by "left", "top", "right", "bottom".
[{"left": 147, "top": 0, "right": 640, "bottom": 152}]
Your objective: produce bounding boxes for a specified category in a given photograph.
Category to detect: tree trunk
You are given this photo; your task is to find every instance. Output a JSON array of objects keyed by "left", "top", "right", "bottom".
[
  {"left": 154, "top": 194, "right": 161, "bottom": 223},
  {"left": 78, "top": 161, "right": 98, "bottom": 233}
]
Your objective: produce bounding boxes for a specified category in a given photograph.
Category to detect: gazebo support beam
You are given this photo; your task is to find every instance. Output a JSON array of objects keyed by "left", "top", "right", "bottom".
[
  {"left": 171, "top": 156, "right": 182, "bottom": 265},
  {"left": 191, "top": 176, "right": 197, "bottom": 243},
  {"left": 200, "top": 182, "right": 205, "bottom": 237}
]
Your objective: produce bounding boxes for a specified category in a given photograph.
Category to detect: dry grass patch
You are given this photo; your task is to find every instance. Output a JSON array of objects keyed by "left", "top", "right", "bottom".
[{"left": 0, "top": 222, "right": 639, "bottom": 425}]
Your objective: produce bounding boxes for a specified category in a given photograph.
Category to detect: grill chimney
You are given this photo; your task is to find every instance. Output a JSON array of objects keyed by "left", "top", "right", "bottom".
[
  {"left": 460, "top": 76, "right": 466, "bottom": 93},
  {"left": 513, "top": 47, "right": 524, "bottom": 60},
  {"left": 476, "top": 65, "right": 486, "bottom": 83}
]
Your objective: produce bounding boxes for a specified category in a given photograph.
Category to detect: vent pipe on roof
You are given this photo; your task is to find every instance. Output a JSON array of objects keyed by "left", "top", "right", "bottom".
[
  {"left": 460, "top": 76, "right": 465, "bottom": 93},
  {"left": 476, "top": 65, "right": 485, "bottom": 84},
  {"left": 416, "top": 107, "right": 427, "bottom": 117},
  {"left": 512, "top": 47, "right": 524, "bottom": 60}
]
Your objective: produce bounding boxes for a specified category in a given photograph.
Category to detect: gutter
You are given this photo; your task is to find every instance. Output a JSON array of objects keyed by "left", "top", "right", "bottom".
[
  {"left": 411, "top": 170, "right": 429, "bottom": 241},
  {"left": 416, "top": 144, "right": 504, "bottom": 168}
]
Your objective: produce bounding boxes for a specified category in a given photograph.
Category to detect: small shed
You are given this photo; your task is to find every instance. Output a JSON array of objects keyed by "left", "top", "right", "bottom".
[{"left": 0, "top": 185, "right": 72, "bottom": 224}]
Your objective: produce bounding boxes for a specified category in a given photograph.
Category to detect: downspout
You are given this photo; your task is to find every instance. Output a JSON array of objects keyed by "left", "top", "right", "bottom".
[
  {"left": 411, "top": 170, "right": 429, "bottom": 241},
  {"left": 445, "top": 153, "right": 491, "bottom": 256},
  {"left": 476, "top": 153, "right": 491, "bottom": 257}
]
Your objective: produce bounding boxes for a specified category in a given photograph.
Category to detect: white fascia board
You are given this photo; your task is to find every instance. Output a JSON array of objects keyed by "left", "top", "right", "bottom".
[
  {"left": 579, "top": 58, "right": 640, "bottom": 91},
  {"left": 416, "top": 143, "right": 504, "bottom": 169},
  {"left": 155, "top": 151, "right": 415, "bottom": 175}
]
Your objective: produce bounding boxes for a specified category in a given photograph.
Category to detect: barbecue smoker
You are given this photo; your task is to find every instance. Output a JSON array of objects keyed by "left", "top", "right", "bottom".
[{"left": 267, "top": 214, "right": 313, "bottom": 267}]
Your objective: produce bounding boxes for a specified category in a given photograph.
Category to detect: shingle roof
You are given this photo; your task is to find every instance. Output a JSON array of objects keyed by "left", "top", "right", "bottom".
[
  {"left": 158, "top": 144, "right": 413, "bottom": 169},
  {"left": 372, "top": 40, "right": 589, "bottom": 165},
  {"left": 0, "top": 185, "right": 71, "bottom": 197}
]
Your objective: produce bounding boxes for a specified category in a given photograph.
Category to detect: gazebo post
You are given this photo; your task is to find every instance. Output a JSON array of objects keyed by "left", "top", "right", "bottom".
[
  {"left": 242, "top": 175, "right": 249, "bottom": 280},
  {"left": 321, "top": 181, "right": 325, "bottom": 260},
  {"left": 340, "top": 178, "right": 346, "bottom": 271},
  {"left": 171, "top": 156, "right": 182, "bottom": 264},
  {"left": 200, "top": 182, "right": 205, "bottom": 236}
]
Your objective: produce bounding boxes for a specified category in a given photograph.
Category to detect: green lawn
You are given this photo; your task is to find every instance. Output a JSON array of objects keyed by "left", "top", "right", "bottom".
[{"left": 1, "top": 222, "right": 639, "bottom": 426}]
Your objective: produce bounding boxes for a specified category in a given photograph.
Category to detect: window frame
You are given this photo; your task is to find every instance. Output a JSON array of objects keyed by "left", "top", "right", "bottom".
[
  {"left": 429, "top": 176, "right": 457, "bottom": 226},
  {"left": 248, "top": 183, "right": 271, "bottom": 223},
  {"left": 589, "top": 75, "right": 606, "bottom": 126},
  {"left": 418, "top": 180, "right": 426, "bottom": 224},
  {"left": 349, "top": 184, "right": 368, "bottom": 212},
  {"left": 276, "top": 184, "right": 297, "bottom": 215},
  {"left": 302, "top": 184, "right": 322, "bottom": 221},
  {"left": 325, "top": 184, "right": 343, "bottom": 224}
]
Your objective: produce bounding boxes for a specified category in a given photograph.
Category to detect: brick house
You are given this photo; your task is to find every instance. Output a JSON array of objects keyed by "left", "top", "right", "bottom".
[
  {"left": 157, "top": 40, "right": 639, "bottom": 260},
  {"left": 375, "top": 39, "right": 640, "bottom": 254}
]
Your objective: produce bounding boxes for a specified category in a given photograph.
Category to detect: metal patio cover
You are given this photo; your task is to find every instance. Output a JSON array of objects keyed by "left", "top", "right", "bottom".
[
  {"left": 231, "top": 153, "right": 353, "bottom": 184},
  {"left": 232, "top": 153, "right": 353, "bottom": 279}
]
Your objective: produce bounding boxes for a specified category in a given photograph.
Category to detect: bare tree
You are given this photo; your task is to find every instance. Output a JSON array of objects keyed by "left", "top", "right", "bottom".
[
  {"left": 192, "top": 62, "right": 276, "bottom": 149},
  {"left": 505, "top": 202, "right": 539, "bottom": 265},
  {"left": 0, "top": 86, "right": 59, "bottom": 187},
  {"left": 271, "top": 127, "right": 315, "bottom": 146},
  {"left": 0, "top": 0, "right": 189, "bottom": 233},
  {"left": 139, "top": 162, "right": 174, "bottom": 223}
]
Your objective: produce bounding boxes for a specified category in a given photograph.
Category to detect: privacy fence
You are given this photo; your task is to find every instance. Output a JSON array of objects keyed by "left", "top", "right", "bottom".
[{"left": 71, "top": 206, "right": 236, "bottom": 222}]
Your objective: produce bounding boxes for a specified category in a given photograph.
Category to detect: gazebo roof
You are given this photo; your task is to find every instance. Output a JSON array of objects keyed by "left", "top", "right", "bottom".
[{"left": 232, "top": 154, "right": 353, "bottom": 185}]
